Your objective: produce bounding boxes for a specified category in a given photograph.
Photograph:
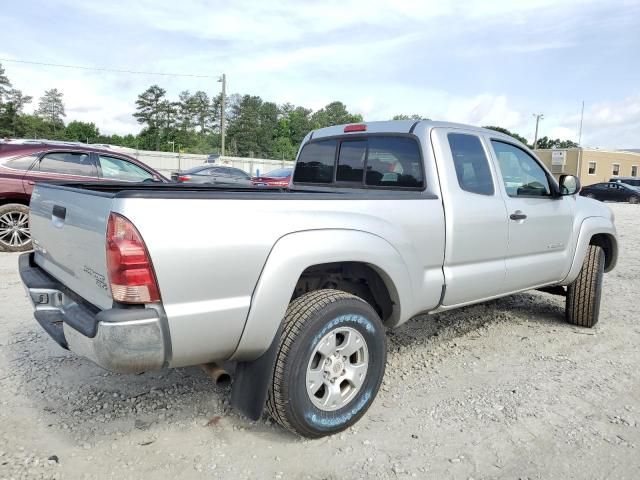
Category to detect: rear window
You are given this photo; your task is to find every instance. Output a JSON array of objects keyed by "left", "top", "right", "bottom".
[
  {"left": 293, "top": 139, "right": 337, "bottom": 184},
  {"left": 294, "top": 136, "right": 424, "bottom": 189},
  {"left": 38, "top": 152, "right": 96, "bottom": 177},
  {"left": 337, "top": 140, "right": 367, "bottom": 182},
  {"left": 365, "top": 137, "right": 423, "bottom": 188}
]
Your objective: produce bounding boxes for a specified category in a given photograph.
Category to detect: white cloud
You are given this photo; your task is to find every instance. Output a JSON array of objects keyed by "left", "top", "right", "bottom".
[{"left": 2, "top": 0, "right": 638, "bottom": 149}]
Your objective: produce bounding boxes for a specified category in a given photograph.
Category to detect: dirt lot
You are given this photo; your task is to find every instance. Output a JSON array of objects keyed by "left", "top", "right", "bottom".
[{"left": 1, "top": 203, "right": 639, "bottom": 480}]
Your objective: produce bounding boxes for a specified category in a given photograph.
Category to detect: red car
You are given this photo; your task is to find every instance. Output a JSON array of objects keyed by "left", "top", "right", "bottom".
[
  {"left": 0, "top": 140, "right": 167, "bottom": 252},
  {"left": 251, "top": 167, "right": 293, "bottom": 187}
]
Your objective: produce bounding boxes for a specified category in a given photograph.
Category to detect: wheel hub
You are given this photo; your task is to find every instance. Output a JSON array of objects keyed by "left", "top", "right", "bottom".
[
  {"left": 324, "top": 355, "right": 345, "bottom": 381},
  {"left": 306, "top": 325, "right": 369, "bottom": 411}
]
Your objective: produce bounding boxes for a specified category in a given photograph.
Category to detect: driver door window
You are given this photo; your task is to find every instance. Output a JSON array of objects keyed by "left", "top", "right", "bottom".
[
  {"left": 490, "top": 141, "right": 551, "bottom": 197},
  {"left": 98, "top": 155, "right": 153, "bottom": 182}
]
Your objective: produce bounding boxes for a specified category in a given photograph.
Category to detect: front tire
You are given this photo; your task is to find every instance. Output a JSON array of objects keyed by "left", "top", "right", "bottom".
[
  {"left": 566, "top": 245, "right": 605, "bottom": 328},
  {"left": 0, "top": 204, "right": 31, "bottom": 252},
  {"left": 629, "top": 196, "right": 639, "bottom": 204},
  {"left": 267, "top": 289, "right": 387, "bottom": 438}
]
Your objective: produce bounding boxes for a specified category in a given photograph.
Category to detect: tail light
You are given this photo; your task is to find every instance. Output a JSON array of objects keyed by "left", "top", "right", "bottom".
[
  {"left": 106, "top": 212, "right": 160, "bottom": 303},
  {"left": 177, "top": 175, "right": 191, "bottom": 182}
]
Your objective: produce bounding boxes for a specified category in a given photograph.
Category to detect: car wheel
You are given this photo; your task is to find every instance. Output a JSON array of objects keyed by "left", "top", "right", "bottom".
[
  {"left": 566, "top": 245, "right": 605, "bottom": 328},
  {"left": 0, "top": 204, "right": 31, "bottom": 253},
  {"left": 629, "top": 196, "right": 639, "bottom": 204},
  {"left": 267, "top": 289, "right": 387, "bottom": 438},
  {"left": 584, "top": 193, "right": 596, "bottom": 199}
]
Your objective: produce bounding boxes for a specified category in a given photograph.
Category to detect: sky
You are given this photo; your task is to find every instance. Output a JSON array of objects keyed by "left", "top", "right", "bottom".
[{"left": 1, "top": 0, "right": 639, "bottom": 148}]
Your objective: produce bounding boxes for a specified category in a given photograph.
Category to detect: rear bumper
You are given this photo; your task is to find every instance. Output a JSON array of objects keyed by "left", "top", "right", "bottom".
[{"left": 19, "top": 253, "right": 167, "bottom": 373}]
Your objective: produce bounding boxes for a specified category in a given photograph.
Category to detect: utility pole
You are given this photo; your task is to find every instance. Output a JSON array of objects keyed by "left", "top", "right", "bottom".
[
  {"left": 532, "top": 113, "right": 544, "bottom": 149},
  {"left": 219, "top": 73, "right": 226, "bottom": 156},
  {"left": 577, "top": 100, "right": 585, "bottom": 178}
]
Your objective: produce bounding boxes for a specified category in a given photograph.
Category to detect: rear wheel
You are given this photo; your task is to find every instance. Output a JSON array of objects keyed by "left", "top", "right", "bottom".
[
  {"left": 0, "top": 204, "right": 31, "bottom": 252},
  {"left": 566, "top": 245, "right": 605, "bottom": 328},
  {"left": 267, "top": 289, "right": 387, "bottom": 438}
]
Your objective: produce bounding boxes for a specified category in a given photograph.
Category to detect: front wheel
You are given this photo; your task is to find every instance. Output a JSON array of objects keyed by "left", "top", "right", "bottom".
[
  {"left": 566, "top": 245, "right": 605, "bottom": 328},
  {"left": 629, "top": 196, "right": 639, "bottom": 204},
  {"left": 267, "top": 289, "right": 387, "bottom": 438},
  {"left": 0, "top": 204, "right": 31, "bottom": 252}
]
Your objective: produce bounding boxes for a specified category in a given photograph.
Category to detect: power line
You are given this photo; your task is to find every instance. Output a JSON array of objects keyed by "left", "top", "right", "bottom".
[{"left": 0, "top": 58, "right": 218, "bottom": 78}]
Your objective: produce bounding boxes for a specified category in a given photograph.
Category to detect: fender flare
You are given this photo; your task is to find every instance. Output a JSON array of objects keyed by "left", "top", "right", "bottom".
[
  {"left": 229, "top": 229, "right": 412, "bottom": 362},
  {"left": 561, "top": 216, "right": 618, "bottom": 285}
]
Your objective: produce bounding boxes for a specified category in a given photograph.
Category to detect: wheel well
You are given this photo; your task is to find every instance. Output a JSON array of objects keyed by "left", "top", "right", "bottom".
[
  {"left": 293, "top": 262, "right": 395, "bottom": 324},
  {"left": 590, "top": 233, "right": 615, "bottom": 271},
  {"left": 0, "top": 198, "right": 29, "bottom": 207}
]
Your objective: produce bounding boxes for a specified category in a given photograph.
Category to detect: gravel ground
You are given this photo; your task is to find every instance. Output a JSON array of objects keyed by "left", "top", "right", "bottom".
[{"left": 1, "top": 203, "right": 639, "bottom": 480}]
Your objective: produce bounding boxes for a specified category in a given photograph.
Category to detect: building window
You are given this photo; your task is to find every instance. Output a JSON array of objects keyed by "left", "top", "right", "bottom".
[
  {"left": 588, "top": 161, "right": 596, "bottom": 175},
  {"left": 612, "top": 164, "right": 620, "bottom": 176},
  {"left": 632, "top": 165, "right": 638, "bottom": 177}
]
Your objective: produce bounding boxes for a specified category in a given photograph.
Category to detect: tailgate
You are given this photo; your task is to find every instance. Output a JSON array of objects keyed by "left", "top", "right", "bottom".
[{"left": 29, "top": 184, "right": 115, "bottom": 310}]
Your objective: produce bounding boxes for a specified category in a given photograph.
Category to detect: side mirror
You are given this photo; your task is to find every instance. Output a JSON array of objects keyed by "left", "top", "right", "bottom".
[{"left": 559, "top": 174, "right": 581, "bottom": 195}]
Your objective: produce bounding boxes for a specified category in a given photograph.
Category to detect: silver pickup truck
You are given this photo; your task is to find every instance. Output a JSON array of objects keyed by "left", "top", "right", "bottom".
[{"left": 19, "top": 120, "right": 618, "bottom": 438}]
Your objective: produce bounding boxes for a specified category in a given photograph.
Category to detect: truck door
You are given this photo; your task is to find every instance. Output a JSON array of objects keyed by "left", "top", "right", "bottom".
[
  {"left": 487, "top": 139, "right": 574, "bottom": 290},
  {"left": 431, "top": 128, "right": 509, "bottom": 306}
]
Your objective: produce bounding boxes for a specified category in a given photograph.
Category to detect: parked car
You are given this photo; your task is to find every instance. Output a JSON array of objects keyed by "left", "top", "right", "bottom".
[
  {"left": 205, "top": 153, "right": 221, "bottom": 164},
  {"left": 0, "top": 141, "right": 167, "bottom": 252},
  {"left": 19, "top": 120, "right": 617, "bottom": 438},
  {"left": 252, "top": 167, "right": 293, "bottom": 187},
  {"left": 610, "top": 176, "right": 640, "bottom": 187},
  {"left": 580, "top": 182, "right": 640, "bottom": 203},
  {"left": 172, "top": 165, "right": 252, "bottom": 186}
]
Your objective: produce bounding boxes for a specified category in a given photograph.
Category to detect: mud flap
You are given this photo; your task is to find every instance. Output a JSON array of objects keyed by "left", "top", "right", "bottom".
[{"left": 231, "top": 326, "right": 282, "bottom": 420}]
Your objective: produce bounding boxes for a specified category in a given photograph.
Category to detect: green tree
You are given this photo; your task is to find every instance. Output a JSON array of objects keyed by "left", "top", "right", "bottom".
[
  {"left": 534, "top": 136, "right": 578, "bottom": 149},
  {"left": 226, "top": 95, "right": 264, "bottom": 157},
  {"left": 483, "top": 125, "right": 530, "bottom": 146},
  {"left": 133, "top": 85, "right": 166, "bottom": 149},
  {"left": 311, "top": 101, "right": 362, "bottom": 129},
  {"left": 13, "top": 114, "right": 55, "bottom": 139},
  {"left": 35, "top": 88, "right": 66, "bottom": 132},
  {"left": 0, "top": 89, "right": 32, "bottom": 137},
  {"left": 0, "top": 63, "right": 11, "bottom": 104},
  {"left": 392, "top": 114, "right": 427, "bottom": 120},
  {"left": 65, "top": 120, "right": 99, "bottom": 143}
]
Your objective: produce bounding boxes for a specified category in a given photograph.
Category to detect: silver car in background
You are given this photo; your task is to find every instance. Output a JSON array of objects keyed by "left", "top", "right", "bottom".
[{"left": 171, "top": 165, "right": 253, "bottom": 186}]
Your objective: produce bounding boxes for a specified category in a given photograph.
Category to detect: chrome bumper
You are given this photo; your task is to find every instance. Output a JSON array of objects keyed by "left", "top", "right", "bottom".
[{"left": 19, "top": 253, "right": 167, "bottom": 373}]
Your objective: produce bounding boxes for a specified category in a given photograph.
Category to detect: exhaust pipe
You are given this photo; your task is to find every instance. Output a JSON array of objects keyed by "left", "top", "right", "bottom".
[{"left": 200, "top": 362, "right": 231, "bottom": 386}]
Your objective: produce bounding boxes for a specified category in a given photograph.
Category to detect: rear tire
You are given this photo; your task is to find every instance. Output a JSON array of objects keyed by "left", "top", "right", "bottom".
[
  {"left": 267, "top": 289, "right": 387, "bottom": 438},
  {"left": 0, "top": 204, "right": 31, "bottom": 253},
  {"left": 566, "top": 245, "right": 605, "bottom": 328}
]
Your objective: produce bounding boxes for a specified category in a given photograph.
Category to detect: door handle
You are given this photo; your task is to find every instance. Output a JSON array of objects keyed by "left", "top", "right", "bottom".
[
  {"left": 510, "top": 211, "right": 527, "bottom": 221},
  {"left": 27, "top": 181, "right": 35, "bottom": 185}
]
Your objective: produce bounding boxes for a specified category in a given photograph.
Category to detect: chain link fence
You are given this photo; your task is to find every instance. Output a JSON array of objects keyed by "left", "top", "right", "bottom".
[{"left": 110, "top": 147, "right": 292, "bottom": 176}]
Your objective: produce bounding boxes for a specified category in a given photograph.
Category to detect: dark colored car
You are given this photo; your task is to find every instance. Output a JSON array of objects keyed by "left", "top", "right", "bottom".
[
  {"left": 252, "top": 167, "right": 293, "bottom": 187},
  {"left": 610, "top": 176, "right": 640, "bottom": 187},
  {"left": 0, "top": 141, "right": 167, "bottom": 252},
  {"left": 205, "top": 153, "right": 221, "bottom": 164},
  {"left": 172, "top": 165, "right": 252, "bottom": 186},
  {"left": 580, "top": 182, "right": 640, "bottom": 204}
]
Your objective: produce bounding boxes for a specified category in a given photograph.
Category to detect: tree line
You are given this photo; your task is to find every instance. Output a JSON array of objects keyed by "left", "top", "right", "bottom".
[{"left": 0, "top": 62, "right": 576, "bottom": 159}]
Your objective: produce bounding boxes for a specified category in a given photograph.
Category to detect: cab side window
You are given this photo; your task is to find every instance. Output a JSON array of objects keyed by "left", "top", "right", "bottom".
[
  {"left": 447, "top": 133, "right": 494, "bottom": 195},
  {"left": 491, "top": 140, "right": 551, "bottom": 197}
]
